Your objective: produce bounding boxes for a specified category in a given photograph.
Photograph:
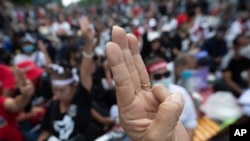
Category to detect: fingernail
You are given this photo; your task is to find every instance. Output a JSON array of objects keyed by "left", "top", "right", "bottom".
[{"left": 169, "top": 93, "right": 182, "bottom": 104}]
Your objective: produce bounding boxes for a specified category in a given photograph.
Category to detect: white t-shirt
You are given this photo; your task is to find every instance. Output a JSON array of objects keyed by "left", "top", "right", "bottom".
[
  {"left": 51, "top": 21, "right": 71, "bottom": 35},
  {"left": 168, "top": 84, "right": 198, "bottom": 129},
  {"left": 14, "top": 51, "right": 46, "bottom": 67}
]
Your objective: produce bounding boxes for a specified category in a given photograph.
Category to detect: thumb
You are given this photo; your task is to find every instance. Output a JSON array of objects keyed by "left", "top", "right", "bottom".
[{"left": 154, "top": 93, "right": 184, "bottom": 134}]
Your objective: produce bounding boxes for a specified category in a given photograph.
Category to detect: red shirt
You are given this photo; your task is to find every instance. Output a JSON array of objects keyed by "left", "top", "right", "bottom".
[
  {"left": 0, "top": 65, "right": 15, "bottom": 96},
  {"left": 0, "top": 97, "right": 22, "bottom": 141}
]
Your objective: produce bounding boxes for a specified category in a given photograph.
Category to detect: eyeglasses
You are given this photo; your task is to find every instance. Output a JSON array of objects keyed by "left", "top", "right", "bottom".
[{"left": 153, "top": 71, "right": 170, "bottom": 80}]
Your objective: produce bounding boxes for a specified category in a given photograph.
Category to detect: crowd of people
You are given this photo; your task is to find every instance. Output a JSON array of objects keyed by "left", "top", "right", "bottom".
[{"left": 0, "top": 0, "right": 250, "bottom": 141}]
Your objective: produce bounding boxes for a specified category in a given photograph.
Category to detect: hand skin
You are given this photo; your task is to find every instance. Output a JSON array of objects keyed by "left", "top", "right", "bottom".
[
  {"left": 4, "top": 68, "right": 34, "bottom": 113},
  {"left": 106, "top": 26, "right": 189, "bottom": 141}
]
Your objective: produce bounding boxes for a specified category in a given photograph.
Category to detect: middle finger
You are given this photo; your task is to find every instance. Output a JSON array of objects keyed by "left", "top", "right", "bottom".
[{"left": 112, "top": 26, "right": 141, "bottom": 92}]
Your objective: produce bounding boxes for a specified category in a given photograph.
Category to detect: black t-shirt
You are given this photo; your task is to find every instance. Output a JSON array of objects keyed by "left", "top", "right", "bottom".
[
  {"left": 223, "top": 57, "right": 250, "bottom": 86},
  {"left": 41, "top": 83, "right": 91, "bottom": 140}
]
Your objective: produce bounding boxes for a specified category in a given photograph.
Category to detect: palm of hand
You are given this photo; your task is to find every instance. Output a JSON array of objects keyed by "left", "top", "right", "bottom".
[
  {"left": 13, "top": 67, "right": 34, "bottom": 96},
  {"left": 119, "top": 90, "right": 158, "bottom": 138},
  {"left": 106, "top": 26, "right": 188, "bottom": 141}
]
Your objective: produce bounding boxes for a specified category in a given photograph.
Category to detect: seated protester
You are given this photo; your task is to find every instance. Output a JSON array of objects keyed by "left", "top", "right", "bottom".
[
  {"left": 141, "top": 31, "right": 168, "bottom": 62},
  {"left": 173, "top": 53, "right": 197, "bottom": 82},
  {"left": 217, "top": 35, "right": 250, "bottom": 97},
  {"left": 14, "top": 33, "right": 47, "bottom": 68},
  {"left": 78, "top": 16, "right": 116, "bottom": 140},
  {"left": 50, "top": 14, "right": 71, "bottom": 36},
  {"left": 0, "top": 68, "right": 34, "bottom": 141},
  {"left": 15, "top": 61, "right": 52, "bottom": 141},
  {"left": 145, "top": 56, "right": 197, "bottom": 141},
  {"left": 174, "top": 53, "right": 206, "bottom": 92},
  {"left": 38, "top": 16, "right": 114, "bottom": 141},
  {"left": 38, "top": 62, "right": 91, "bottom": 141},
  {"left": 0, "top": 63, "right": 15, "bottom": 97},
  {"left": 201, "top": 26, "right": 228, "bottom": 73}
]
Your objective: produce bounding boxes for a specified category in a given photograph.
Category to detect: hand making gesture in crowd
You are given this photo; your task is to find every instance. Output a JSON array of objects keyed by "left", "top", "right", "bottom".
[{"left": 106, "top": 26, "right": 189, "bottom": 141}]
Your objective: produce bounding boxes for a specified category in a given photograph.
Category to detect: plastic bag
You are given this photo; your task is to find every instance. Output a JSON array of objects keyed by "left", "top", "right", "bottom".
[{"left": 200, "top": 91, "right": 243, "bottom": 121}]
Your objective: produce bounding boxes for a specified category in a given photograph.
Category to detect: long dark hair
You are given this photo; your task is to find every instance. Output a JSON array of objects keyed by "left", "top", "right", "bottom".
[{"left": 49, "top": 61, "right": 74, "bottom": 81}]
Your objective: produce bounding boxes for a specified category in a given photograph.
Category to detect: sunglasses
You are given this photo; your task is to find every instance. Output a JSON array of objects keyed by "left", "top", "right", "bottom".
[{"left": 153, "top": 71, "right": 171, "bottom": 80}]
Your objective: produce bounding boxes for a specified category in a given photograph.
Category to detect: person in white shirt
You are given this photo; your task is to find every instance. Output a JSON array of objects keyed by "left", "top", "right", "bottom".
[
  {"left": 14, "top": 33, "right": 46, "bottom": 67},
  {"left": 145, "top": 56, "right": 197, "bottom": 140},
  {"left": 51, "top": 14, "right": 71, "bottom": 36}
]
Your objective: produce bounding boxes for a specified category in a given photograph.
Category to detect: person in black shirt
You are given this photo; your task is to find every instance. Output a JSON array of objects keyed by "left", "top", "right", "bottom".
[
  {"left": 201, "top": 27, "right": 228, "bottom": 72},
  {"left": 220, "top": 35, "right": 250, "bottom": 97},
  {"left": 142, "top": 31, "right": 168, "bottom": 62},
  {"left": 38, "top": 16, "right": 115, "bottom": 141},
  {"left": 38, "top": 62, "right": 91, "bottom": 141},
  {"left": 37, "top": 16, "right": 95, "bottom": 141}
]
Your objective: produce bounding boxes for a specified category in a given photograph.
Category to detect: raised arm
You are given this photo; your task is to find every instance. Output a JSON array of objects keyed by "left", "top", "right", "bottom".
[
  {"left": 78, "top": 16, "right": 96, "bottom": 92},
  {"left": 4, "top": 68, "right": 34, "bottom": 113},
  {"left": 38, "top": 39, "right": 52, "bottom": 67}
]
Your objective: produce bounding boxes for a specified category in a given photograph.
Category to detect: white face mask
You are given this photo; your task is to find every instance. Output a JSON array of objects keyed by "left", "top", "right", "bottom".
[{"left": 152, "top": 77, "right": 172, "bottom": 88}]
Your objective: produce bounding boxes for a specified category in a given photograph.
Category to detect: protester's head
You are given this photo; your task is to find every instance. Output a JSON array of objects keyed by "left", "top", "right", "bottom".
[
  {"left": 161, "top": 32, "right": 170, "bottom": 45},
  {"left": 215, "top": 26, "right": 226, "bottom": 40},
  {"left": 66, "top": 43, "right": 83, "bottom": 67},
  {"left": 233, "top": 35, "right": 249, "bottom": 57},
  {"left": 20, "top": 33, "right": 36, "bottom": 54},
  {"left": 147, "top": 31, "right": 161, "bottom": 52},
  {"left": 49, "top": 62, "right": 79, "bottom": 103},
  {"left": 233, "top": 35, "right": 249, "bottom": 55},
  {"left": 174, "top": 53, "right": 197, "bottom": 81},
  {"left": 17, "top": 60, "right": 44, "bottom": 87},
  {"left": 145, "top": 56, "right": 171, "bottom": 87},
  {"left": 58, "top": 14, "right": 65, "bottom": 23}
]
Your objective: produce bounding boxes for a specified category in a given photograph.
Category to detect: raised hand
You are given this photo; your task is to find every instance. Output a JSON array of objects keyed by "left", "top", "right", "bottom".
[
  {"left": 13, "top": 67, "right": 34, "bottom": 97},
  {"left": 106, "top": 26, "right": 189, "bottom": 141},
  {"left": 38, "top": 40, "right": 47, "bottom": 52},
  {"left": 79, "top": 16, "right": 94, "bottom": 41}
]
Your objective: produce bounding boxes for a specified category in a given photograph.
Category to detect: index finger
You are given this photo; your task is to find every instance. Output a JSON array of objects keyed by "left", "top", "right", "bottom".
[
  {"left": 79, "top": 16, "right": 90, "bottom": 28},
  {"left": 106, "top": 42, "right": 135, "bottom": 107},
  {"left": 13, "top": 67, "right": 27, "bottom": 87}
]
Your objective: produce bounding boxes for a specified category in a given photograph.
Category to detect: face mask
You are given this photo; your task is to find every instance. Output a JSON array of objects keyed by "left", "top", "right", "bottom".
[
  {"left": 22, "top": 45, "right": 35, "bottom": 53},
  {"left": 181, "top": 70, "right": 196, "bottom": 79},
  {"left": 153, "top": 78, "right": 172, "bottom": 88}
]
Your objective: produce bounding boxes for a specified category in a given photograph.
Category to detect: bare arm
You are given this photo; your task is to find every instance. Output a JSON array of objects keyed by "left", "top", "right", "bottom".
[
  {"left": 79, "top": 16, "right": 95, "bottom": 92},
  {"left": 91, "top": 108, "right": 114, "bottom": 126},
  {"left": 38, "top": 131, "right": 51, "bottom": 141},
  {"left": 223, "top": 71, "right": 243, "bottom": 94},
  {"left": 38, "top": 40, "right": 52, "bottom": 67}
]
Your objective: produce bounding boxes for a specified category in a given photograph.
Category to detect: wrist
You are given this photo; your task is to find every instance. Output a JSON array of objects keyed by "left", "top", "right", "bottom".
[{"left": 82, "top": 50, "right": 94, "bottom": 59}]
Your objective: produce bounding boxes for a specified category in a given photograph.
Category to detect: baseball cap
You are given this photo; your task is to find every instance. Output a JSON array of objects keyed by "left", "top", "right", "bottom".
[{"left": 17, "top": 61, "right": 44, "bottom": 80}]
